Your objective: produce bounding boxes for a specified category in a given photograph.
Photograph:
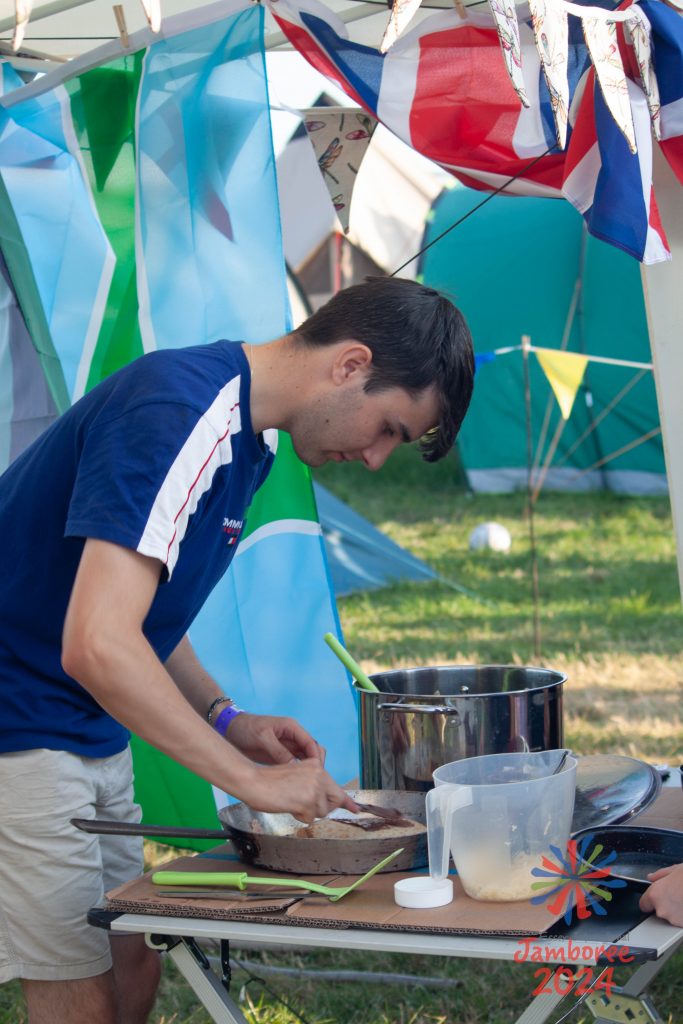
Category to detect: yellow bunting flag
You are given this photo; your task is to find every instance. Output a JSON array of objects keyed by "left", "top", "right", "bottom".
[{"left": 535, "top": 349, "right": 588, "bottom": 420}]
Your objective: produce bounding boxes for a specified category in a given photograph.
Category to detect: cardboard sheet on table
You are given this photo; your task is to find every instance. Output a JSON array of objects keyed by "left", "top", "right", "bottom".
[
  {"left": 284, "top": 871, "right": 564, "bottom": 936},
  {"left": 105, "top": 854, "right": 565, "bottom": 936}
]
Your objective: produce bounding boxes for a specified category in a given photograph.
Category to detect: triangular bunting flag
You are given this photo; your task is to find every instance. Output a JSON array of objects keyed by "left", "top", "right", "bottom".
[
  {"left": 582, "top": 15, "right": 636, "bottom": 154},
  {"left": 140, "top": 0, "right": 162, "bottom": 32},
  {"left": 381, "top": 0, "right": 424, "bottom": 54},
  {"left": 302, "top": 107, "right": 378, "bottom": 234},
  {"left": 489, "top": 0, "right": 529, "bottom": 108},
  {"left": 535, "top": 349, "right": 588, "bottom": 420},
  {"left": 528, "top": 0, "right": 569, "bottom": 149},
  {"left": 13, "top": 0, "right": 34, "bottom": 50},
  {"left": 626, "top": 7, "right": 661, "bottom": 140}
]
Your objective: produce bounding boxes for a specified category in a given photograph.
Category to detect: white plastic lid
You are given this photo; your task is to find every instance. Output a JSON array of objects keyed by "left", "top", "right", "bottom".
[{"left": 394, "top": 876, "right": 454, "bottom": 909}]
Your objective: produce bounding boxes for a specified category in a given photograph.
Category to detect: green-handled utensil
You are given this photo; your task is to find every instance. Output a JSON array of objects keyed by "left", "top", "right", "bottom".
[
  {"left": 323, "top": 633, "right": 379, "bottom": 692},
  {"left": 152, "top": 847, "right": 403, "bottom": 902}
]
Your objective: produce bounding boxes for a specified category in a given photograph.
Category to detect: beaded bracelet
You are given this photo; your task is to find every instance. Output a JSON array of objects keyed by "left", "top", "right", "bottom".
[
  {"left": 213, "top": 703, "right": 244, "bottom": 735},
  {"left": 206, "top": 695, "right": 233, "bottom": 725}
]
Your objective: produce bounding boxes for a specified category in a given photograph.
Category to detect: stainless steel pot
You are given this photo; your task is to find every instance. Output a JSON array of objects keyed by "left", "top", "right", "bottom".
[{"left": 359, "top": 665, "right": 565, "bottom": 791}]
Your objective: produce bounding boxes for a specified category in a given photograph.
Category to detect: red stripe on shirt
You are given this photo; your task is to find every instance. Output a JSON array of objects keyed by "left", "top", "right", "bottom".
[{"left": 163, "top": 402, "right": 239, "bottom": 563}]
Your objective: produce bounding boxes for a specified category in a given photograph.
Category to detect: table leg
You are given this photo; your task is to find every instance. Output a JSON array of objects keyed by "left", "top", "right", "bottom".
[
  {"left": 512, "top": 986, "right": 568, "bottom": 1024},
  {"left": 147, "top": 934, "right": 251, "bottom": 1024}
]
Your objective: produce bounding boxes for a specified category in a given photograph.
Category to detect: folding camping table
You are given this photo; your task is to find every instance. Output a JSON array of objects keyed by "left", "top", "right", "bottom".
[
  {"left": 90, "top": 890, "right": 683, "bottom": 1024},
  {"left": 89, "top": 782, "right": 683, "bottom": 1023}
]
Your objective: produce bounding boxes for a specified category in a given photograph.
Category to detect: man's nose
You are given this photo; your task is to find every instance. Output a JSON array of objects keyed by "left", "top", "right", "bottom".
[{"left": 361, "top": 436, "right": 399, "bottom": 471}]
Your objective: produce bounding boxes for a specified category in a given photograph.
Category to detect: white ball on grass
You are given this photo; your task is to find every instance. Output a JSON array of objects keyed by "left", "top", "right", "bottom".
[{"left": 468, "top": 522, "right": 512, "bottom": 553}]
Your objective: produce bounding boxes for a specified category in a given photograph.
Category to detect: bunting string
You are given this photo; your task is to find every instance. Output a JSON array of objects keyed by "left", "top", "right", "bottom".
[{"left": 483, "top": 343, "right": 653, "bottom": 371}]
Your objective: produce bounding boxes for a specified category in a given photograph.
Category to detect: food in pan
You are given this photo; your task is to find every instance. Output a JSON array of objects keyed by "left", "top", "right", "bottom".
[{"left": 294, "top": 814, "right": 426, "bottom": 842}]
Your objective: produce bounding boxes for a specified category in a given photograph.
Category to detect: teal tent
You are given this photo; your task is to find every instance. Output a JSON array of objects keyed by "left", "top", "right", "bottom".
[{"left": 420, "top": 185, "right": 666, "bottom": 496}]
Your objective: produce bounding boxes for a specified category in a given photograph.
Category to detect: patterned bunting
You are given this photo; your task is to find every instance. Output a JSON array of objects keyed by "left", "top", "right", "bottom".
[
  {"left": 489, "top": 0, "right": 529, "bottom": 108},
  {"left": 140, "top": 0, "right": 162, "bottom": 33},
  {"left": 626, "top": 6, "right": 661, "bottom": 140},
  {"left": 302, "top": 106, "right": 378, "bottom": 234},
  {"left": 582, "top": 15, "right": 636, "bottom": 154},
  {"left": 528, "top": 0, "right": 570, "bottom": 149}
]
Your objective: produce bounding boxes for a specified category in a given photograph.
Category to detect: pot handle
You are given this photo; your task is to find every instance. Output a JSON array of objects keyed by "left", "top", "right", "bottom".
[
  {"left": 426, "top": 786, "right": 472, "bottom": 881},
  {"left": 71, "top": 818, "right": 231, "bottom": 841},
  {"left": 378, "top": 703, "right": 460, "bottom": 715}
]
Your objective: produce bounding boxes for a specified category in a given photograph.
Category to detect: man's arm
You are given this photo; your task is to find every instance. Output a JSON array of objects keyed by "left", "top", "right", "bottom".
[
  {"left": 165, "top": 635, "right": 326, "bottom": 765},
  {"left": 62, "top": 539, "right": 352, "bottom": 821}
]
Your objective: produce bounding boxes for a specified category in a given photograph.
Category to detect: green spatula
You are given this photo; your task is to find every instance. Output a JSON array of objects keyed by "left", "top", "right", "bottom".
[
  {"left": 323, "top": 633, "right": 379, "bottom": 692},
  {"left": 152, "top": 847, "right": 403, "bottom": 902}
]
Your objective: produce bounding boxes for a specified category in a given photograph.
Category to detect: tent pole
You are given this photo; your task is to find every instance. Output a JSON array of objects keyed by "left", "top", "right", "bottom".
[
  {"left": 522, "top": 335, "right": 542, "bottom": 660},
  {"left": 0, "top": 0, "right": 96, "bottom": 33},
  {"left": 640, "top": 148, "right": 683, "bottom": 605}
]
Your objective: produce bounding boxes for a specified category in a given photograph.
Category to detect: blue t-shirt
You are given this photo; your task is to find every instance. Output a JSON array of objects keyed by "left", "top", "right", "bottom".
[{"left": 0, "top": 341, "right": 276, "bottom": 757}]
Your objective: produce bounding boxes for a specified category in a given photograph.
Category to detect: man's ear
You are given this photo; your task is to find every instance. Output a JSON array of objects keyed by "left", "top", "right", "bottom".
[{"left": 330, "top": 343, "right": 373, "bottom": 385}]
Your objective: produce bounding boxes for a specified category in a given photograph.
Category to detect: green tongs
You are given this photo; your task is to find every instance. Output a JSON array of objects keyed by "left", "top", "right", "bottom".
[{"left": 152, "top": 848, "right": 403, "bottom": 902}]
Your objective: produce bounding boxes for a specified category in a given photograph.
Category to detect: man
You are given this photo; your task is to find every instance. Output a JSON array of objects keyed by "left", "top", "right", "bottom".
[{"left": 0, "top": 276, "right": 474, "bottom": 1022}]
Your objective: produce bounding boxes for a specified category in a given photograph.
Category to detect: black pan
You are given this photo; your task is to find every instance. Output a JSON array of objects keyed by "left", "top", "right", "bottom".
[
  {"left": 572, "top": 825, "right": 683, "bottom": 888},
  {"left": 72, "top": 789, "right": 427, "bottom": 875}
]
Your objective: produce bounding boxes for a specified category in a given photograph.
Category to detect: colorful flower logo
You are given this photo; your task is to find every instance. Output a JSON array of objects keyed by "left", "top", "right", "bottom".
[{"left": 530, "top": 834, "right": 628, "bottom": 924}]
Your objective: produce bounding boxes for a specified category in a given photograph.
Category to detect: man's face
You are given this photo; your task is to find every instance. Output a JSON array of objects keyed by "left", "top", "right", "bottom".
[{"left": 288, "top": 375, "right": 440, "bottom": 470}]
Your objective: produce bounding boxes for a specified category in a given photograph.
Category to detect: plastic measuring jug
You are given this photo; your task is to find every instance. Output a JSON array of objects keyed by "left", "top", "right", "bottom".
[{"left": 426, "top": 750, "right": 577, "bottom": 901}]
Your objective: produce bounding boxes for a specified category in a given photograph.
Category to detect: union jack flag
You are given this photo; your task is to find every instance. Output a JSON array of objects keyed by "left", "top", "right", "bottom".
[{"left": 267, "top": 0, "right": 683, "bottom": 263}]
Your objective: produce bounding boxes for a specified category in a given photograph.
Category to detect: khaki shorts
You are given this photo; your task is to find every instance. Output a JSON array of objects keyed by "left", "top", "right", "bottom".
[{"left": 0, "top": 746, "right": 143, "bottom": 982}]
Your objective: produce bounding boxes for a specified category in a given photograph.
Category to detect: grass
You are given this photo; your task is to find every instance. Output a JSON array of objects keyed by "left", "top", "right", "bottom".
[{"left": 2, "top": 445, "right": 681, "bottom": 1023}]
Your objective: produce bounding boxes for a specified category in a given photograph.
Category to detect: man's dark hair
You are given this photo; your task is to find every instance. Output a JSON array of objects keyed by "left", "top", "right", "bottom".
[{"left": 294, "top": 276, "right": 474, "bottom": 461}]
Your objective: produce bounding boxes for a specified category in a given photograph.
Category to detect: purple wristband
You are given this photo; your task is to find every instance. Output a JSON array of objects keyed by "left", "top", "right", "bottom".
[{"left": 213, "top": 704, "right": 244, "bottom": 735}]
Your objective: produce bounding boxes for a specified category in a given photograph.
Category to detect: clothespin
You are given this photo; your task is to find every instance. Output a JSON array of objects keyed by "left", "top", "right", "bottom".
[
  {"left": 454, "top": 0, "right": 466, "bottom": 20},
  {"left": 113, "top": 5, "right": 129, "bottom": 48}
]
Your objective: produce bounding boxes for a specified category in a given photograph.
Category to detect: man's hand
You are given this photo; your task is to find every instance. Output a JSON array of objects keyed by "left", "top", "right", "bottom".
[
  {"left": 224, "top": 712, "right": 326, "bottom": 766},
  {"left": 246, "top": 757, "right": 359, "bottom": 823},
  {"left": 639, "top": 862, "right": 683, "bottom": 927}
]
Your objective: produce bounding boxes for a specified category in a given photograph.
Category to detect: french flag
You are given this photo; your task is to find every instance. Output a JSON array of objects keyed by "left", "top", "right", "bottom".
[{"left": 267, "top": 0, "right": 683, "bottom": 263}]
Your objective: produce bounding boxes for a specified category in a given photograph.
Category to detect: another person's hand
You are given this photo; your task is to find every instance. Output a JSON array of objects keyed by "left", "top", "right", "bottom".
[
  {"left": 225, "top": 712, "right": 326, "bottom": 766},
  {"left": 639, "top": 862, "right": 683, "bottom": 927},
  {"left": 245, "top": 756, "right": 359, "bottom": 823}
]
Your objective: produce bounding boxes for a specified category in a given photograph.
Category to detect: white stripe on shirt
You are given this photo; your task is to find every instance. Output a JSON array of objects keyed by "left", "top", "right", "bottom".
[{"left": 137, "top": 375, "right": 242, "bottom": 577}]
